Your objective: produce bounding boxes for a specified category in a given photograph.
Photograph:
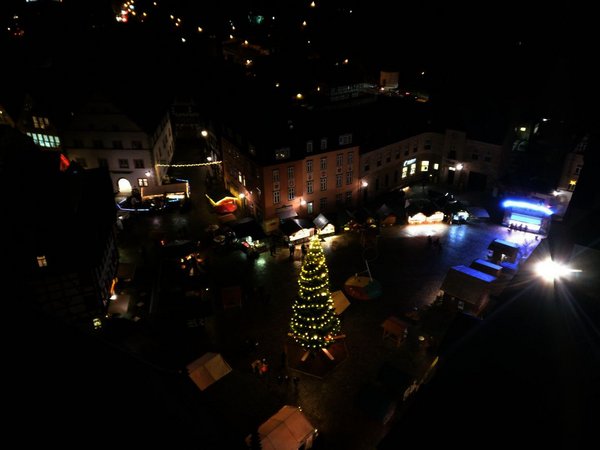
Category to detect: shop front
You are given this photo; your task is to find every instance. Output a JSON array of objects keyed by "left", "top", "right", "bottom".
[{"left": 501, "top": 199, "right": 553, "bottom": 234}]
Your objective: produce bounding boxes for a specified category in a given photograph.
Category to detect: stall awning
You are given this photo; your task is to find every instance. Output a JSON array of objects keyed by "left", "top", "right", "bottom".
[
  {"left": 280, "top": 219, "right": 302, "bottom": 236},
  {"left": 276, "top": 206, "right": 298, "bottom": 220}
]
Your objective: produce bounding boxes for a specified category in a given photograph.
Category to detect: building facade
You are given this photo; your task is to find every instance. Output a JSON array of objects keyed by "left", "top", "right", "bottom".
[
  {"left": 222, "top": 130, "right": 360, "bottom": 231},
  {"left": 63, "top": 95, "right": 175, "bottom": 196},
  {"left": 360, "top": 129, "right": 504, "bottom": 199}
]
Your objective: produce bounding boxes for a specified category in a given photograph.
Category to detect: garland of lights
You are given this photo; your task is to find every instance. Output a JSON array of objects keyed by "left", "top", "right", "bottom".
[
  {"left": 290, "top": 236, "right": 341, "bottom": 350},
  {"left": 155, "top": 161, "right": 222, "bottom": 168}
]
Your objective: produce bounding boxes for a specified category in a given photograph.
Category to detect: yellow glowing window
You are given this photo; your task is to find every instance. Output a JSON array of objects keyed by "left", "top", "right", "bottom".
[
  {"left": 36, "top": 256, "right": 48, "bottom": 267},
  {"left": 421, "top": 161, "right": 429, "bottom": 172}
]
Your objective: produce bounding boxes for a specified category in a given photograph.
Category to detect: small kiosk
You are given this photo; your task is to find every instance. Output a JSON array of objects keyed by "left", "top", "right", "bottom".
[{"left": 487, "top": 239, "right": 520, "bottom": 264}]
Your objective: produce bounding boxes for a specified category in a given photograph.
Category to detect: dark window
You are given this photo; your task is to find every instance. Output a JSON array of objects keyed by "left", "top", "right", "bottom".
[
  {"left": 112, "top": 140, "right": 123, "bottom": 149},
  {"left": 118, "top": 159, "right": 129, "bottom": 169},
  {"left": 134, "top": 159, "right": 144, "bottom": 168},
  {"left": 93, "top": 139, "right": 103, "bottom": 149},
  {"left": 73, "top": 139, "right": 84, "bottom": 148},
  {"left": 132, "top": 140, "right": 143, "bottom": 149},
  {"left": 98, "top": 158, "right": 108, "bottom": 168},
  {"left": 472, "top": 154, "right": 479, "bottom": 160},
  {"left": 447, "top": 150, "right": 456, "bottom": 159},
  {"left": 484, "top": 156, "right": 491, "bottom": 162}
]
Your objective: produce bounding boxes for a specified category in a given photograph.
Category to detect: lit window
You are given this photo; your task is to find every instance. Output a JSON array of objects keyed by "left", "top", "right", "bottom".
[
  {"left": 273, "top": 190, "right": 280, "bottom": 204},
  {"left": 138, "top": 178, "right": 149, "bottom": 187},
  {"left": 434, "top": 163, "right": 439, "bottom": 170},
  {"left": 288, "top": 186, "right": 295, "bottom": 201},
  {"left": 402, "top": 167, "right": 408, "bottom": 178},
  {"left": 36, "top": 256, "right": 47, "bottom": 268},
  {"left": 307, "top": 180, "right": 314, "bottom": 194},
  {"left": 238, "top": 171, "right": 243, "bottom": 183},
  {"left": 421, "top": 161, "right": 429, "bottom": 172},
  {"left": 410, "top": 163, "right": 416, "bottom": 175},
  {"left": 307, "top": 201, "right": 314, "bottom": 214}
]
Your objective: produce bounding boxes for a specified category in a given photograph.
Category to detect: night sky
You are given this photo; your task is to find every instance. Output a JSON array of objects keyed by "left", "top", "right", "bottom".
[{"left": 1, "top": 0, "right": 595, "bottom": 132}]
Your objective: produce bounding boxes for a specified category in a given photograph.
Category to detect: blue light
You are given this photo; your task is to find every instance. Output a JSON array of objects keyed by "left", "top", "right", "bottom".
[{"left": 502, "top": 200, "right": 553, "bottom": 216}]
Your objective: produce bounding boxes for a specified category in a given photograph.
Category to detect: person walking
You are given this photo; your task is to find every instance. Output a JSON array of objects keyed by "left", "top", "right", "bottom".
[{"left": 301, "top": 243, "right": 307, "bottom": 260}]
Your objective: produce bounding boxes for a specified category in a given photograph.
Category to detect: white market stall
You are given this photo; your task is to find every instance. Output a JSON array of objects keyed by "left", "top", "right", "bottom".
[
  {"left": 187, "top": 352, "right": 232, "bottom": 391},
  {"left": 250, "top": 405, "right": 317, "bottom": 450}
]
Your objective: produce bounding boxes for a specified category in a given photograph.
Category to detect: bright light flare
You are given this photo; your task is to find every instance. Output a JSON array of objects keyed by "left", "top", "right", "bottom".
[{"left": 535, "top": 259, "right": 580, "bottom": 282}]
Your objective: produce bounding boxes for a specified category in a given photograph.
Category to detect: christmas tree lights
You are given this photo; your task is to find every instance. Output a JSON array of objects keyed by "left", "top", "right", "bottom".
[{"left": 290, "top": 236, "right": 341, "bottom": 350}]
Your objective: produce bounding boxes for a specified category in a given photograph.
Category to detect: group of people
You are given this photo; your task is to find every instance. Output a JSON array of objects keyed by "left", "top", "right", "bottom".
[
  {"left": 288, "top": 243, "right": 308, "bottom": 261},
  {"left": 269, "top": 240, "right": 308, "bottom": 261}
]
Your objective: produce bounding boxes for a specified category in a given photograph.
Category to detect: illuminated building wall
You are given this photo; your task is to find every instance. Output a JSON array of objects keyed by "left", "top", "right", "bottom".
[{"left": 63, "top": 96, "right": 175, "bottom": 195}]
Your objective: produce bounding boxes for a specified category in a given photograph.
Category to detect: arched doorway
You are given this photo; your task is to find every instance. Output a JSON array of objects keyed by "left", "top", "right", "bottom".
[{"left": 118, "top": 178, "right": 132, "bottom": 194}]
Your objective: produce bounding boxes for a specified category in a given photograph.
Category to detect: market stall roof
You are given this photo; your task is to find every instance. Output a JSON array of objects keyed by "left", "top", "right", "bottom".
[
  {"left": 258, "top": 406, "right": 315, "bottom": 450},
  {"left": 280, "top": 218, "right": 314, "bottom": 236},
  {"left": 470, "top": 258, "right": 503, "bottom": 277},
  {"left": 276, "top": 206, "right": 298, "bottom": 220},
  {"left": 331, "top": 290, "right": 350, "bottom": 315},
  {"left": 488, "top": 239, "right": 520, "bottom": 257},
  {"left": 467, "top": 206, "right": 491, "bottom": 218},
  {"left": 376, "top": 203, "right": 394, "bottom": 219},
  {"left": 206, "top": 188, "right": 237, "bottom": 204},
  {"left": 405, "top": 199, "right": 440, "bottom": 217},
  {"left": 313, "top": 213, "right": 330, "bottom": 230},
  {"left": 440, "top": 265, "right": 497, "bottom": 305},
  {"left": 187, "top": 352, "right": 232, "bottom": 391},
  {"left": 230, "top": 217, "right": 267, "bottom": 240}
]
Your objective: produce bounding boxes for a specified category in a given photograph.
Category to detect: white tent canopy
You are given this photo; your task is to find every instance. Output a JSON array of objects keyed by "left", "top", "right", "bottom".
[
  {"left": 258, "top": 406, "right": 316, "bottom": 450},
  {"left": 187, "top": 352, "right": 232, "bottom": 391}
]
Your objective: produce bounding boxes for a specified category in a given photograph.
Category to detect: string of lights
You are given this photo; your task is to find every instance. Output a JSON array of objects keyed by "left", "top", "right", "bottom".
[
  {"left": 290, "top": 236, "right": 341, "bottom": 350},
  {"left": 155, "top": 161, "right": 222, "bottom": 168}
]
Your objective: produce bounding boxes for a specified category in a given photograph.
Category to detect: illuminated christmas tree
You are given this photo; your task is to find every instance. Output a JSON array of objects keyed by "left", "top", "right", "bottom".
[{"left": 290, "top": 236, "right": 341, "bottom": 350}]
